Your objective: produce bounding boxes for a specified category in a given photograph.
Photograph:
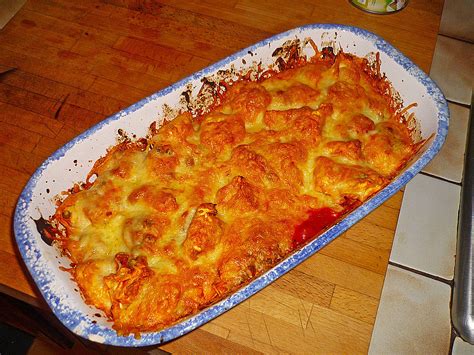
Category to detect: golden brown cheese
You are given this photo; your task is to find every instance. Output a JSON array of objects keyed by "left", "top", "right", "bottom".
[{"left": 51, "top": 50, "right": 420, "bottom": 336}]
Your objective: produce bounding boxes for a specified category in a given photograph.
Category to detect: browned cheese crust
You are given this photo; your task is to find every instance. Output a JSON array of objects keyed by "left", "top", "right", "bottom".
[{"left": 51, "top": 50, "right": 419, "bottom": 336}]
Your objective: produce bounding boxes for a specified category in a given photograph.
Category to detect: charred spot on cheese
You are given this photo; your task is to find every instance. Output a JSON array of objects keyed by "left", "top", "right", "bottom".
[
  {"left": 50, "top": 47, "right": 421, "bottom": 336},
  {"left": 33, "top": 215, "right": 57, "bottom": 246}
]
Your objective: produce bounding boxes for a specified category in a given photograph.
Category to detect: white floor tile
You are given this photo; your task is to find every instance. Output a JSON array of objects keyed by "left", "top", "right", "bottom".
[
  {"left": 423, "top": 102, "right": 470, "bottom": 183},
  {"left": 369, "top": 265, "right": 451, "bottom": 355},
  {"left": 453, "top": 336, "right": 474, "bottom": 355},
  {"left": 439, "top": 0, "right": 474, "bottom": 43},
  {"left": 391, "top": 174, "right": 461, "bottom": 279},
  {"left": 0, "top": 0, "right": 26, "bottom": 29},
  {"left": 430, "top": 35, "right": 473, "bottom": 106}
]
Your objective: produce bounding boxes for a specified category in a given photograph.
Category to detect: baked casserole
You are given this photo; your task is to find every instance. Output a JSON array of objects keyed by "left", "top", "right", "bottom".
[{"left": 48, "top": 46, "right": 420, "bottom": 336}]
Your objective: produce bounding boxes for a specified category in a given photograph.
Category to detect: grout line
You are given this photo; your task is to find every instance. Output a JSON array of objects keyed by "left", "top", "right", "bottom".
[
  {"left": 419, "top": 96, "right": 472, "bottom": 187},
  {"left": 418, "top": 171, "right": 462, "bottom": 186},
  {"left": 438, "top": 33, "right": 474, "bottom": 46},
  {"left": 388, "top": 261, "right": 453, "bottom": 286},
  {"left": 446, "top": 99, "right": 472, "bottom": 110},
  {"left": 449, "top": 271, "right": 456, "bottom": 355},
  {"left": 449, "top": 327, "right": 457, "bottom": 355}
]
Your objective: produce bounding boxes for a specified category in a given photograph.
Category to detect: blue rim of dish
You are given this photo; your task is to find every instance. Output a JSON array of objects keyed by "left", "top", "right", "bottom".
[{"left": 14, "top": 23, "right": 449, "bottom": 347}]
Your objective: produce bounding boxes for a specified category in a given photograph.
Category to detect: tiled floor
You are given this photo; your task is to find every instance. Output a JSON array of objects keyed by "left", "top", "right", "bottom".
[
  {"left": 391, "top": 174, "right": 460, "bottom": 280},
  {"left": 0, "top": 0, "right": 26, "bottom": 29},
  {"left": 439, "top": 0, "right": 474, "bottom": 43},
  {"left": 423, "top": 102, "right": 470, "bottom": 183},
  {"left": 430, "top": 35, "right": 473, "bottom": 106},
  {"left": 453, "top": 336, "right": 474, "bottom": 354},
  {"left": 369, "top": 266, "right": 451, "bottom": 354},
  {"left": 370, "top": 1, "right": 473, "bottom": 353}
]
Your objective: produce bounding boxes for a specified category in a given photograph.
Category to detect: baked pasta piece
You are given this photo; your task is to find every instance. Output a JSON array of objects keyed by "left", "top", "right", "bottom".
[{"left": 50, "top": 47, "right": 421, "bottom": 336}]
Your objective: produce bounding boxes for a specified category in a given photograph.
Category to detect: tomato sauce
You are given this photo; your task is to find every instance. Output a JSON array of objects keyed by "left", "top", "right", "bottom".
[{"left": 292, "top": 208, "right": 342, "bottom": 248}]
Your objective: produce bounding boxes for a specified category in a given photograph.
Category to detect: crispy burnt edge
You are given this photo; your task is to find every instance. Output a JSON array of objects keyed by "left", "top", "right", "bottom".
[{"left": 45, "top": 38, "right": 425, "bottom": 337}]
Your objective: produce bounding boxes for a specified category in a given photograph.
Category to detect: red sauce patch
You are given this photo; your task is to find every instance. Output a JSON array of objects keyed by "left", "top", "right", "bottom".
[{"left": 292, "top": 208, "right": 341, "bottom": 248}]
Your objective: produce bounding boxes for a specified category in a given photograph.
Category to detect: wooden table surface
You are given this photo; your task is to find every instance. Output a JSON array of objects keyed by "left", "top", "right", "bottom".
[{"left": 0, "top": 0, "right": 443, "bottom": 353}]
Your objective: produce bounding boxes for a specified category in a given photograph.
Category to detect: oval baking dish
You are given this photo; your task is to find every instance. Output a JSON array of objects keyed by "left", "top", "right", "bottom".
[{"left": 14, "top": 24, "right": 448, "bottom": 346}]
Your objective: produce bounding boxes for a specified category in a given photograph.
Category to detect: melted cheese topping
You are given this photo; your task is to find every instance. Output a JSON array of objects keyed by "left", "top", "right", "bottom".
[{"left": 53, "top": 51, "right": 418, "bottom": 336}]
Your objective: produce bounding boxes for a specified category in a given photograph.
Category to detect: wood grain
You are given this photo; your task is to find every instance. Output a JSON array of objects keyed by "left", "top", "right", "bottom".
[{"left": 0, "top": 0, "right": 443, "bottom": 353}]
